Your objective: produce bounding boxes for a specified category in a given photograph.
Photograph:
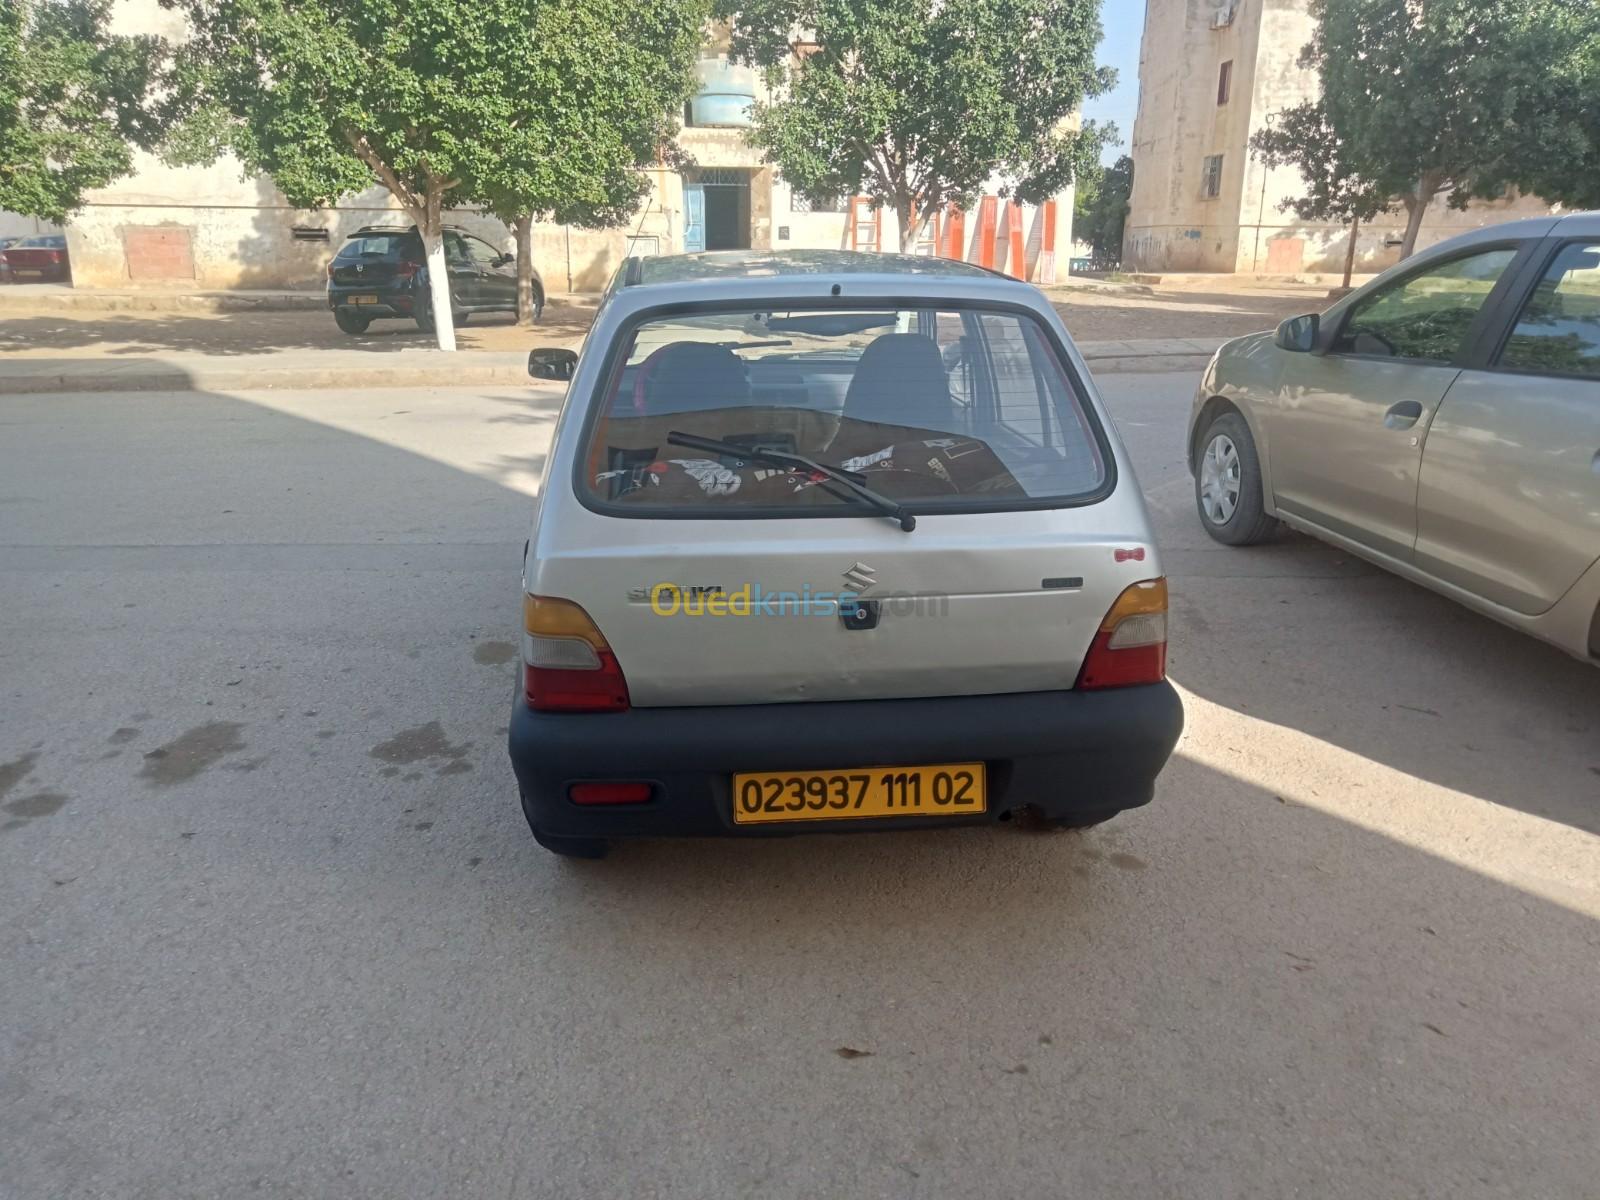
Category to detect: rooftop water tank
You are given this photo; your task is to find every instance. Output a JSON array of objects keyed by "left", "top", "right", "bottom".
[{"left": 688, "top": 56, "right": 756, "bottom": 128}]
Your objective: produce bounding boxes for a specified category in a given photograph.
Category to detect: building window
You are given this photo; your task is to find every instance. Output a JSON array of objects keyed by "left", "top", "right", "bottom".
[
  {"left": 1217, "top": 60, "right": 1232, "bottom": 106},
  {"left": 1202, "top": 155, "right": 1224, "bottom": 199},
  {"left": 791, "top": 192, "right": 848, "bottom": 214}
]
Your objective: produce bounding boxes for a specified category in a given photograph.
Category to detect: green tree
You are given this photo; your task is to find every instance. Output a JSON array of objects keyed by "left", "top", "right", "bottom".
[
  {"left": 1290, "top": 0, "right": 1590, "bottom": 262},
  {"left": 0, "top": 0, "right": 168, "bottom": 223},
  {"left": 717, "top": 0, "right": 1114, "bottom": 253},
  {"left": 167, "top": 0, "right": 705, "bottom": 348},
  {"left": 1514, "top": 6, "right": 1600, "bottom": 210},
  {"left": 461, "top": 4, "right": 702, "bottom": 324},
  {"left": 1072, "top": 153, "right": 1131, "bottom": 268},
  {"left": 1250, "top": 102, "right": 1390, "bottom": 287}
]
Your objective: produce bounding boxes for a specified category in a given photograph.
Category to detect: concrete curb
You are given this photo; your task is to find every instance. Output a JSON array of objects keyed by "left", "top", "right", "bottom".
[{"left": 0, "top": 287, "right": 604, "bottom": 315}]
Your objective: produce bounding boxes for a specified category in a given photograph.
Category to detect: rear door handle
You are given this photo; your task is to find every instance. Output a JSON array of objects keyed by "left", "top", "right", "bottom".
[{"left": 1384, "top": 400, "right": 1424, "bottom": 430}]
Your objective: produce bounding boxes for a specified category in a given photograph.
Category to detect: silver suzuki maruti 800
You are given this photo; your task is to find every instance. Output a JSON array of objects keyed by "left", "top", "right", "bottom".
[{"left": 508, "top": 250, "right": 1183, "bottom": 857}]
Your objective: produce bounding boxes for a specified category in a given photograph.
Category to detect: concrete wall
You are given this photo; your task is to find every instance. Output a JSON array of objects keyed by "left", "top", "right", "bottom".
[
  {"left": 1127, "top": 0, "right": 1563, "bottom": 275},
  {"left": 1126, "top": 0, "right": 1259, "bottom": 272},
  {"left": 0, "top": 212, "right": 61, "bottom": 240}
]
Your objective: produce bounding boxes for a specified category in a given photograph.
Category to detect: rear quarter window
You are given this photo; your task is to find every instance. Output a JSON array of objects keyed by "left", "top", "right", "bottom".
[{"left": 578, "top": 302, "right": 1109, "bottom": 517}]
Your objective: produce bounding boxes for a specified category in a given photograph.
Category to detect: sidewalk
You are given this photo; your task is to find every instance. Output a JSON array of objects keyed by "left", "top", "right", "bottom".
[
  {"left": 0, "top": 283, "right": 327, "bottom": 313},
  {"left": 0, "top": 337, "right": 1221, "bottom": 395}
]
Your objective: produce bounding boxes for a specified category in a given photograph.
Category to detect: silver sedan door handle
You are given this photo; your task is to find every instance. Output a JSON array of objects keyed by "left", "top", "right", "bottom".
[{"left": 1384, "top": 400, "right": 1424, "bottom": 430}]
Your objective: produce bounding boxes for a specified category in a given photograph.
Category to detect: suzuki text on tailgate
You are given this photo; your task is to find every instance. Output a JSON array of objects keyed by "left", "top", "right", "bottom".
[{"left": 507, "top": 250, "right": 1184, "bottom": 858}]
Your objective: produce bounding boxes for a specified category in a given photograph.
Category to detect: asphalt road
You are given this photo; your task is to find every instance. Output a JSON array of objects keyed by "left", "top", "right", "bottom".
[{"left": 2, "top": 375, "right": 1597, "bottom": 1199}]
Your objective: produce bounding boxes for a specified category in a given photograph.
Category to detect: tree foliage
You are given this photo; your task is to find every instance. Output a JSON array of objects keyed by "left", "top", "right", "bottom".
[
  {"left": 1249, "top": 102, "right": 1389, "bottom": 226},
  {"left": 1270, "top": 0, "right": 1595, "bottom": 260},
  {"left": 717, "top": 0, "right": 1114, "bottom": 251},
  {"left": 1072, "top": 153, "right": 1131, "bottom": 268},
  {"left": 1515, "top": 6, "right": 1600, "bottom": 209},
  {"left": 167, "top": 0, "right": 706, "bottom": 344},
  {"left": 0, "top": 0, "right": 168, "bottom": 222}
]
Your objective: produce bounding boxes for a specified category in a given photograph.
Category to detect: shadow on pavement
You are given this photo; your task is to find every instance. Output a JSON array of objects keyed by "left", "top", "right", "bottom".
[{"left": 1, "top": 372, "right": 1596, "bottom": 1196}]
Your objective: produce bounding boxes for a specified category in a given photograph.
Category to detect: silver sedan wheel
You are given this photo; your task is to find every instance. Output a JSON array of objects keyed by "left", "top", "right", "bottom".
[{"left": 1200, "top": 433, "right": 1241, "bottom": 526}]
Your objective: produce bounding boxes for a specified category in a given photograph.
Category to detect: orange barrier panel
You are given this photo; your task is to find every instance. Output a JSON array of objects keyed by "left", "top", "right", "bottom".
[
  {"left": 1033, "top": 199, "right": 1058, "bottom": 284},
  {"left": 942, "top": 203, "right": 966, "bottom": 260},
  {"left": 1005, "top": 201, "right": 1026, "bottom": 279},
  {"left": 975, "top": 196, "right": 997, "bottom": 270}
]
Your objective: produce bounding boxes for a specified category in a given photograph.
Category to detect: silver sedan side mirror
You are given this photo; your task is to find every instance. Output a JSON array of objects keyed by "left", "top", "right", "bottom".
[{"left": 1275, "top": 313, "right": 1320, "bottom": 353}]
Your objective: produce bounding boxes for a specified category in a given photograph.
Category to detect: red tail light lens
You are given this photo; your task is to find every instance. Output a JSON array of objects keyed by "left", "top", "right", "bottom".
[
  {"left": 395, "top": 259, "right": 420, "bottom": 283},
  {"left": 1077, "top": 579, "right": 1169, "bottom": 690},
  {"left": 522, "top": 595, "right": 630, "bottom": 712},
  {"left": 47, "top": 250, "right": 62, "bottom": 262}
]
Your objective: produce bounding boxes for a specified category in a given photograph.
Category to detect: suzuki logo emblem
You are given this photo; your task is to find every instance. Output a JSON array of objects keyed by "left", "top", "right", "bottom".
[{"left": 841, "top": 561, "right": 876, "bottom": 592}]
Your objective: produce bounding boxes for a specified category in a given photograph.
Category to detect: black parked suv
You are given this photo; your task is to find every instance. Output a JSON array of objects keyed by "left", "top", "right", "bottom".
[{"left": 326, "top": 225, "right": 543, "bottom": 335}]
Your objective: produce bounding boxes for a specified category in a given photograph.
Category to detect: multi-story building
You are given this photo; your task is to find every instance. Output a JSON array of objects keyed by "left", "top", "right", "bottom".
[
  {"left": 55, "top": 5, "right": 1072, "bottom": 292},
  {"left": 1124, "top": 0, "right": 1556, "bottom": 275}
]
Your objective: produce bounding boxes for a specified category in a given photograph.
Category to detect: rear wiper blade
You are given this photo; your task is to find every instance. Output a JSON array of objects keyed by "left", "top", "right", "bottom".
[{"left": 666, "top": 431, "right": 917, "bottom": 532}]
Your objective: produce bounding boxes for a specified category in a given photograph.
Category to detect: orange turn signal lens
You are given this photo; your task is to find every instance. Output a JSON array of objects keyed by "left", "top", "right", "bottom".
[
  {"left": 1097, "top": 577, "right": 1168, "bottom": 632},
  {"left": 524, "top": 595, "right": 611, "bottom": 649}
]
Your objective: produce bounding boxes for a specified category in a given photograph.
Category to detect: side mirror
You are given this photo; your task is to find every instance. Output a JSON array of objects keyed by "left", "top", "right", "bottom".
[
  {"left": 527, "top": 347, "right": 578, "bottom": 382},
  {"left": 1275, "top": 313, "right": 1319, "bottom": 353},
  {"left": 493, "top": 252, "right": 515, "bottom": 268}
]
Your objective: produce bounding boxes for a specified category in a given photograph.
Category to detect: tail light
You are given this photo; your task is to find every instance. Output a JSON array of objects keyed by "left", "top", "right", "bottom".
[
  {"left": 1077, "top": 579, "right": 1168, "bottom": 690},
  {"left": 395, "top": 259, "right": 420, "bottom": 284},
  {"left": 47, "top": 250, "right": 62, "bottom": 263},
  {"left": 522, "top": 595, "right": 630, "bottom": 712}
]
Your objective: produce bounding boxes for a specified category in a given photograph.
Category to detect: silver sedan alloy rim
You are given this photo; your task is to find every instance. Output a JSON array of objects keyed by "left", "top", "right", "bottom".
[{"left": 1200, "top": 433, "right": 1241, "bottom": 525}]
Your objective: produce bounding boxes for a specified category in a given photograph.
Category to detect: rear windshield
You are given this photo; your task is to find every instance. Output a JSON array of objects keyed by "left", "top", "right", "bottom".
[
  {"left": 337, "top": 233, "right": 418, "bottom": 260},
  {"left": 579, "top": 304, "right": 1108, "bottom": 515}
]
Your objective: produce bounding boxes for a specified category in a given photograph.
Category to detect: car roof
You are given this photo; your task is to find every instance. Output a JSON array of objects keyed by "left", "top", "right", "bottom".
[
  {"left": 1553, "top": 210, "right": 1600, "bottom": 236},
  {"left": 345, "top": 224, "right": 472, "bottom": 238},
  {"left": 624, "top": 249, "right": 1003, "bottom": 288}
]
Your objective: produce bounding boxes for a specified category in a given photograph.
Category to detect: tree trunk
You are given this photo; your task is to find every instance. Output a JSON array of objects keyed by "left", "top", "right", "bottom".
[
  {"left": 896, "top": 196, "right": 918, "bottom": 254},
  {"left": 1398, "top": 179, "right": 1436, "bottom": 262},
  {"left": 420, "top": 183, "right": 456, "bottom": 352},
  {"left": 514, "top": 214, "right": 538, "bottom": 326},
  {"left": 1343, "top": 216, "right": 1360, "bottom": 289}
]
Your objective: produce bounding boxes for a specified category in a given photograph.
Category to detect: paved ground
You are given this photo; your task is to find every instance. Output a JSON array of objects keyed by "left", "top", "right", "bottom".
[
  {"left": 0, "top": 279, "right": 1323, "bottom": 357},
  {"left": 2, "top": 377, "right": 1597, "bottom": 1198}
]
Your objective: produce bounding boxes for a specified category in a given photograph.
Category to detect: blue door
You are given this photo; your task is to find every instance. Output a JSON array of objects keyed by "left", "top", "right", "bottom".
[{"left": 684, "top": 183, "right": 706, "bottom": 254}]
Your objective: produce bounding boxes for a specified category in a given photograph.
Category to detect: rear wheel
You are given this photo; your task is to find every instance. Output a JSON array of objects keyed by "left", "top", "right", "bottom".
[
  {"left": 1195, "top": 411, "right": 1278, "bottom": 546},
  {"left": 414, "top": 296, "right": 464, "bottom": 333},
  {"left": 333, "top": 308, "right": 370, "bottom": 335},
  {"left": 1015, "top": 806, "right": 1123, "bottom": 833}
]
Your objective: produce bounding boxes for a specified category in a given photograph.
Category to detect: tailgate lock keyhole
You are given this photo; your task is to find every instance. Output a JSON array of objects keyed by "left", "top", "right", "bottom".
[{"left": 840, "top": 599, "right": 881, "bottom": 631}]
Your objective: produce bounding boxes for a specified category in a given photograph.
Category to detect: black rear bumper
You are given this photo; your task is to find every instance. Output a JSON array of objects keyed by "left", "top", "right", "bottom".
[{"left": 508, "top": 683, "right": 1184, "bottom": 840}]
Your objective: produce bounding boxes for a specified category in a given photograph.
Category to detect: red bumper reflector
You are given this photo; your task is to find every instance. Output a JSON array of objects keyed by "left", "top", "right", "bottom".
[{"left": 568, "top": 781, "right": 652, "bottom": 806}]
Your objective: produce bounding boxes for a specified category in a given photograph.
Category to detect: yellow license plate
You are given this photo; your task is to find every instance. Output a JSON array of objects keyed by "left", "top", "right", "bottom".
[
  {"left": 350, "top": 294, "right": 379, "bottom": 304},
  {"left": 733, "top": 763, "right": 986, "bottom": 825}
]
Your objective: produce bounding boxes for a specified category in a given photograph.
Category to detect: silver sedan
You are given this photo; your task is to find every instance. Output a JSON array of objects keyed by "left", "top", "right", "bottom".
[{"left": 1189, "top": 212, "right": 1600, "bottom": 664}]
